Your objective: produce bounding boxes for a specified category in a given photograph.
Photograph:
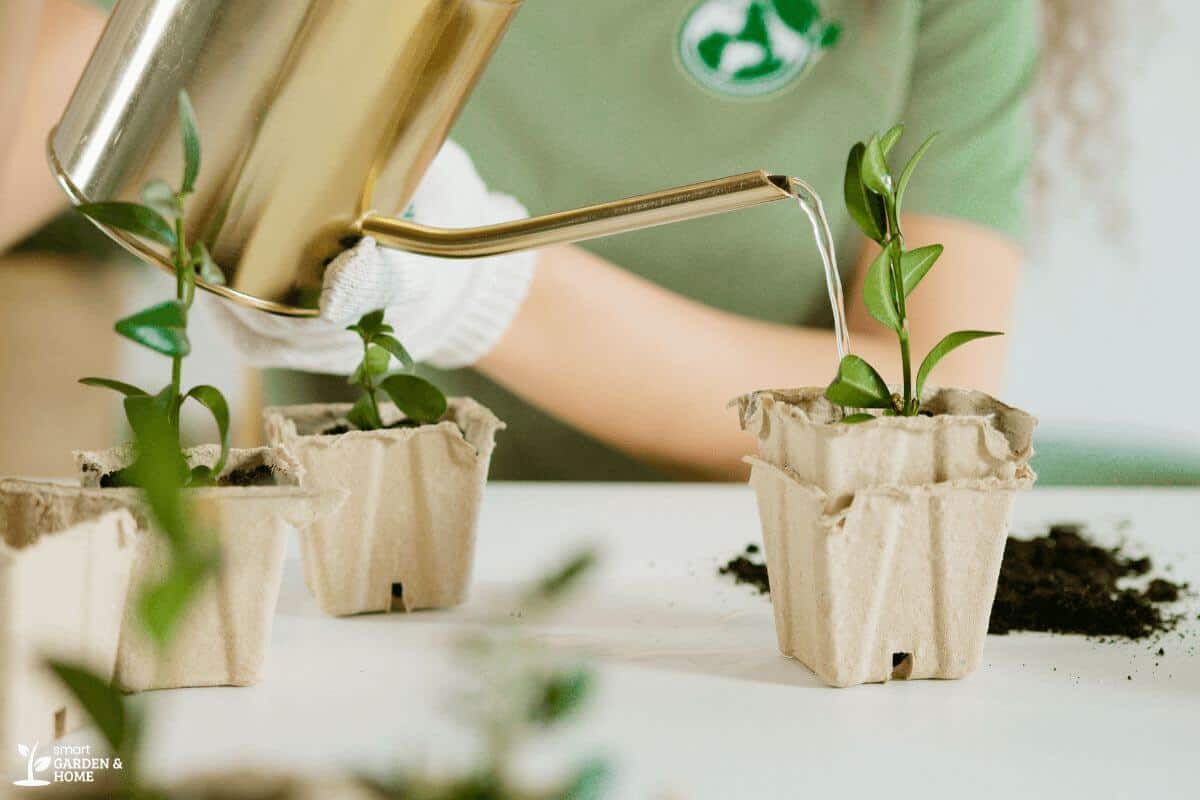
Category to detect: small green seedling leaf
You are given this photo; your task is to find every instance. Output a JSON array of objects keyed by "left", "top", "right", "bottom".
[
  {"left": 863, "top": 241, "right": 901, "bottom": 331},
  {"left": 531, "top": 549, "right": 597, "bottom": 602},
  {"left": 879, "top": 123, "right": 904, "bottom": 156},
  {"left": 363, "top": 345, "right": 391, "bottom": 377},
  {"left": 860, "top": 134, "right": 892, "bottom": 196},
  {"left": 844, "top": 142, "right": 886, "bottom": 242},
  {"left": 115, "top": 300, "right": 190, "bottom": 357},
  {"left": 840, "top": 412, "right": 876, "bottom": 424},
  {"left": 140, "top": 179, "right": 178, "bottom": 219},
  {"left": 77, "top": 202, "right": 176, "bottom": 248},
  {"left": 79, "top": 377, "right": 149, "bottom": 397},
  {"left": 356, "top": 310, "right": 388, "bottom": 339},
  {"left": 558, "top": 758, "right": 613, "bottom": 800},
  {"left": 374, "top": 334, "right": 414, "bottom": 372},
  {"left": 184, "top": 385, "right": 230, "bottom": 476},
  {"left": 190, "top": 241, "right": 225, "bottom": 285},
  {"left": 915, "top": 330, "right": 1002, "bottom": 400},
  {"left": 529, "top": 668, "right": 592, "bottom": 726},
  {"left": 124, "top": 391, "right": 190, "bottom": 537},
  {"left": 825, "top": 355, "right": 892, "bottom": 408},
  {"left": 178, "top": 90, "right": 200, "bottom": 195},
  {"left": 896, "top": 131, "right": 939, "bottom": 212},
  {"left": 380, "top": 374, "right": 447, "bottom": 424},
  {"left": 346, "top": 393, "right": 383, "bottom": 431},
  {"left": 139, "top": 553, "right": 217, "bottom": 648},
  {"left": 900, "top": 244, "right": 943, "bottom": 296},
  {"left": 47, "top": 661, "right": 127, "bottom": 752}
]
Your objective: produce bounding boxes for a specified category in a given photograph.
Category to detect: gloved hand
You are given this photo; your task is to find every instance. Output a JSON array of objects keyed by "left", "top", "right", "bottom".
[{"left": 210, "top": 140, "right": 536, "bottom": 374}]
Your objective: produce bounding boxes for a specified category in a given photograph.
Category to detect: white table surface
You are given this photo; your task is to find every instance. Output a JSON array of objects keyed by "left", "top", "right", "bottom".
[{"left": 61, "top": 485, "right": 1200, "bottom": 798}]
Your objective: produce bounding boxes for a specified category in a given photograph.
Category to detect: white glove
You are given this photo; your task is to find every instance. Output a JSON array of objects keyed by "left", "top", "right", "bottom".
[{"left": 211, "top": 140, "right": 536, "bottom": 373}]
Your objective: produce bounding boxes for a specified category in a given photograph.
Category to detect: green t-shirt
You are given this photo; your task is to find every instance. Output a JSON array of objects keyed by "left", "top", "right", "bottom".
[
  {"left": 412, "top": 0, "right": 1036, "bottom": 480},
  {"left": 272, "top": 0, "right": 1036, "bottom": 480}
]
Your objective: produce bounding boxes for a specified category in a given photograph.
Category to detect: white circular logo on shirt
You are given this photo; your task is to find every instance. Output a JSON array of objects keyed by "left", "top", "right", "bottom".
[{"left": 678, "top": 0, "right": 842, "bottom": 98}]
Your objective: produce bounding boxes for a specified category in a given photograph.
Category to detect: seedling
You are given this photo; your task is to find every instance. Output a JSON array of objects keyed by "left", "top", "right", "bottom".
[
  {"left": 366, "top": 550, "right": 611, "bottom": 800},
  {"left": 76, "top": 90, "right": 231, "bottom": 485},
  {"left": 828, "top": 125, "right": 1001, "bottom": 420},
  {"left": 344, "top": 309, "right": 448, "bottom": 430}
]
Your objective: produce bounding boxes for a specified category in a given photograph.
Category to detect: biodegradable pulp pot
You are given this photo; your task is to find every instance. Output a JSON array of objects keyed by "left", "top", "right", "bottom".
[
  {"left": 264, "top": 398, "right": 503, "bottom": 617},
  {"left": 0, "top": 488, "right": 136, "bottom": 758},
  {"left": 736, "top": 387, "right": 1037, "bottom": 688},
  {"left": 71, "top": 445, "right": 345, "bottom": 692}
]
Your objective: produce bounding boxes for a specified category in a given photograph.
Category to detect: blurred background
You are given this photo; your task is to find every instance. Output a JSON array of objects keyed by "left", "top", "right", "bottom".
[{"left": 1, "top": 0, "right": 1197, "bottom": 485}]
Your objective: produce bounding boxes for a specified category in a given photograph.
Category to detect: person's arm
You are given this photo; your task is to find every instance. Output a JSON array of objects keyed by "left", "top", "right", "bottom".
[
  {"left": 0, "top": 0, "right": 107, "bottom": 251},
  {"left": 476, "top": 213, "right": 1021, "bottom": 481}
]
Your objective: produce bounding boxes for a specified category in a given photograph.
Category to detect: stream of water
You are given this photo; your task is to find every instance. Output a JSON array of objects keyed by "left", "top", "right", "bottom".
[{"left": 789, "top": 177, "right": 850, "bottom": 363}]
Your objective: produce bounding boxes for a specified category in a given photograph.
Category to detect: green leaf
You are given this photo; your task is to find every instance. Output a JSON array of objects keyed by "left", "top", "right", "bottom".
[
  {"left": 46, "top": 661, "right": 126, "bottom": 753},
  {"left": 178, "top": 90, "right": 200, "bottom": 195},
  {"left": 184, "top": 385, "right": 230, "bottom": 476},
  {"left": 363, "top": 345, "right": 391, "bottom": 377},
  {"left": 79, "top": 377, "right": 149, "bottom": 397},
  {"left": 771, "top": 0, "right": 818, "bottom": 34},
  {"left": 840, "top": 412, "right": 876, "bottom": 424},
  {"left": 530, "top": 668, "right": 592, "bottom": 726},
  {"left": 77, "top": 202, "right": 176, "bottom": 248},
  {"left": 138, "top": 554, "right": 217, "bottom": 649},
  {"left": 346, "top": 393, "right": 382, "bottom": 430},
  {"left": 356, "top": 309, "right": 387, "bottom": 339},
  {"left": 824, "top": 355, "right": 892, "bottom": 408},
  {"left": 123, "top": 391, "right": 190, "bottom": 541},
  {"left": 863, "top": 241, "right": 900, "bottom": 331},
  {"left": 380, "top": 374, "right": 447, "bottom": 424},
  {"left": 895, "top": 131, "right": 939, "bottom": 213},
  {"left": 900, "top": 244, "right": 943, "bottom": 296},
  {"left": 557, "top": 759, "right": 613, "bottom": 800},
  {"left": 114, "top": 300, "right": 190, "bottom": 357},
  {"left": 374, "top": 334, "right": 414, "bottom": 372},
  {"left": 843, "top": 143, "right": 886, "bottom": 243},
  {"left": 915, "top": 330, "right": 1002, "bottom": 401},
  {"left": 190, "top": 241, "right": 225, "bottom": 285},
  {"left": 860, "top": 134, "right": 892, "bottom": 196},
  {"left": 532, "top": 549, "right": 597, "bottom": 602},
  {"left": 140, "top": 179, "right": 178, "bottom": 219},
  {"left": 879, "top": 123, "right": 904, "bottom": 157}
]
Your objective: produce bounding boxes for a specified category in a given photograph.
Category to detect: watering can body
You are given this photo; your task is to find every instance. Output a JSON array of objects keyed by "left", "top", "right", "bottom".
[{"left": 50, "top": 0, "right": 793, "bottom": 316}]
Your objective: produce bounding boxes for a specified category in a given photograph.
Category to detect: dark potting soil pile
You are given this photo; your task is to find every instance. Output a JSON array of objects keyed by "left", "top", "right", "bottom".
[
  {"left": 321, "top": 419, "right": 422, "bottom": 436},
  {"left": 718, "top": 524, "right": 1187, "bottom": 640},
  {"left": 989, "top": 523, "right": 1185, "bottom": 639}
]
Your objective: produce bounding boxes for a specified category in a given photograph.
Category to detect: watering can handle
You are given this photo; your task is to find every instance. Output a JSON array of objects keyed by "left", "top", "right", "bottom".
[{"left": 357, "top": 171, "right": 794, "bottom": 258}]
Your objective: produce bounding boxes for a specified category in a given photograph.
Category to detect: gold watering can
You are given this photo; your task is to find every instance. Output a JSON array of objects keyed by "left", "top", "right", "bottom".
[{"left": 49, "top": 0, "right": 798, "bottom": 316}]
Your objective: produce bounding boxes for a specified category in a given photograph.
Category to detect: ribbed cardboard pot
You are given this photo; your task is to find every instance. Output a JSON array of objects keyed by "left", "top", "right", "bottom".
[
  {"left": 736, "top": 388, "right": 1037, "bottom": 688},
  {"left": 71, "top": 446, "right": 345, "bottom": 691},
  {"left": 0, "top": 493, "right": 136, "bottom": 758},
  {"left": 264, "top": 398, "right": 503, "bottom": 617}
]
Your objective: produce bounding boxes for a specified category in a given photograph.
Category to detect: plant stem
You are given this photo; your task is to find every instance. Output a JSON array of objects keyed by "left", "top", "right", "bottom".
[
  {"left": 170, "top": 211, "right": 189, "bottom": 432},
  {"left": 884, "top": 194, "right": 913, "bottom": 412},
  {"left": 361, "top": 338, "right": 382, "bottom": 427}
]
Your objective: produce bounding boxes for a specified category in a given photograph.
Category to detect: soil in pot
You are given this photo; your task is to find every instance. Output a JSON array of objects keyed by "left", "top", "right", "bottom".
[
  {"left": 720, "top": 522, "right": 1188, "bottom": 641},
  {"left": 73, "top": 446, "right": 342, "bottom": 691}
]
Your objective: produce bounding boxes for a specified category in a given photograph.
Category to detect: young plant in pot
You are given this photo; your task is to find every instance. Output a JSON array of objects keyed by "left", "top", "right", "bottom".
[
  {"left": 64, "top": 91, "right": 341, "bottom": 691},
  {"left": 264, "top": 310, "right": 505, "bottom": 617},
  {"left": 735, "top": 125, "right": 1037, "bottom": 688}
]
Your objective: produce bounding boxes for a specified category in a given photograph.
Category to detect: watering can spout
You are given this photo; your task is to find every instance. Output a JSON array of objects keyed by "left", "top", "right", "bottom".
[
  {"left": 48, "top": 0, "right": 798, "bottom": 316},
  {"left": 357, "top": 171, "right": 795, "bottom": 259}
]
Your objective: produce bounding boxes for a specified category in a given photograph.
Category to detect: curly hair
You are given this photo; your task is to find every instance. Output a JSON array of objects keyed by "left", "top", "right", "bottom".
[{"left": 1032, "top": 0, "right": 1160, "bottom": 240}]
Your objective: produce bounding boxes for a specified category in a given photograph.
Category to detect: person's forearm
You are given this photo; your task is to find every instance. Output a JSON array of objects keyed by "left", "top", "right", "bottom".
[
  {"left": 477, "top": 245, "right": 899, "bottom": 481},
  {"left": 0, "top": 0, "right": 106, "bottom": 250},
  {"left": 0, "top": 0, "right": 44, "bottom": 169}
]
